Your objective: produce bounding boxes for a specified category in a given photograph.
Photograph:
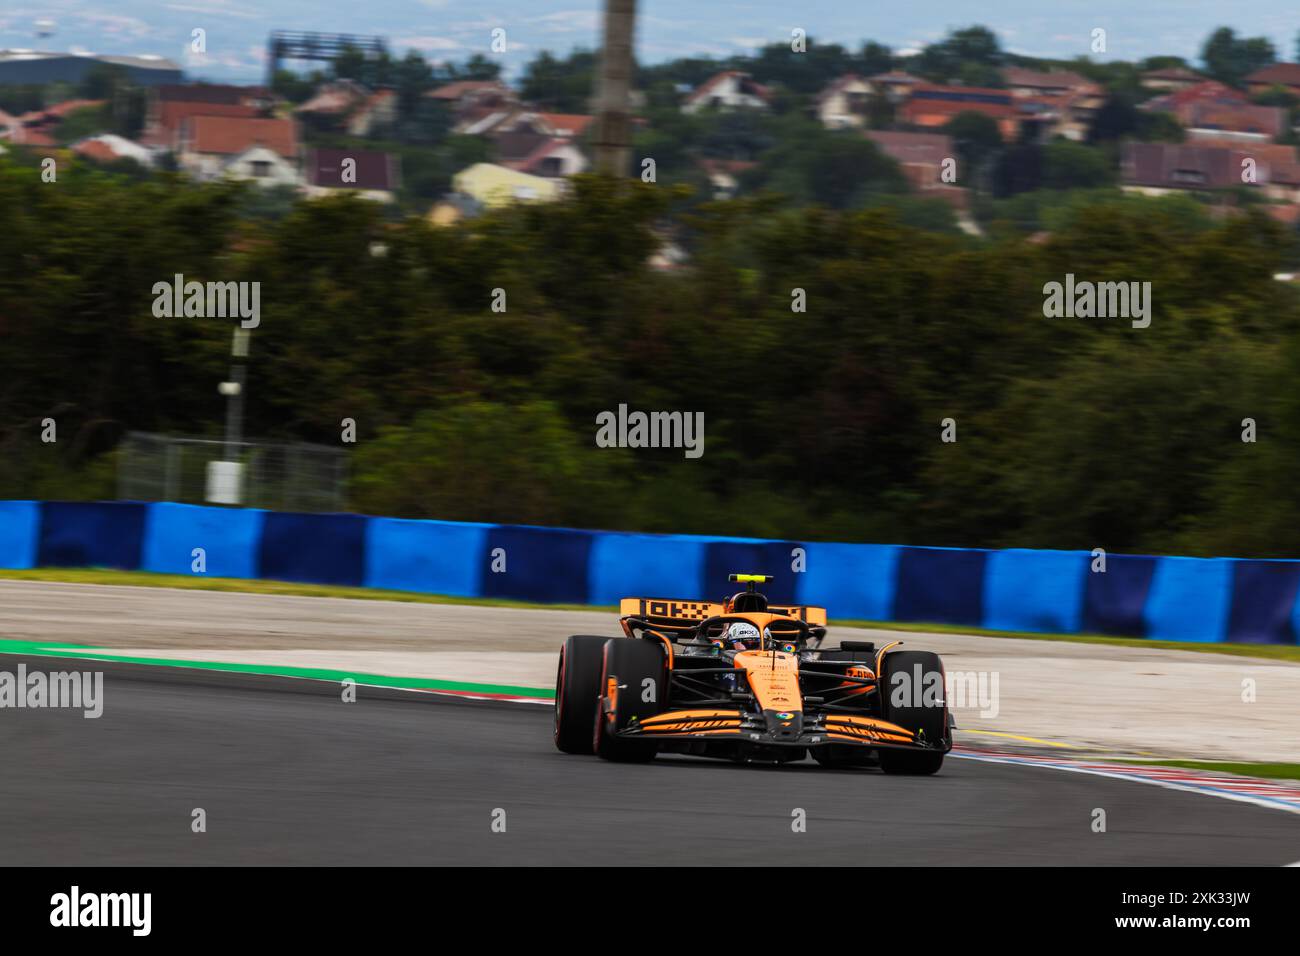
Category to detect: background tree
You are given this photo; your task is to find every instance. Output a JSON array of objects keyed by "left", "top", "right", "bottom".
[
  {"left": 520, "top": 50, "right": 595, "bottom": 111},
  {"left": 456, "top": 53, "right": 502, "bottom": 81},
  {"left": 1201, "top": 27, "right": 1276, "bottom": 87},
  {"left": 859, "top": 41, "right": 893, "bottom": 76},
  {"left": 739, "top": 120, "right": 906, "bottom": 208},
  {"left": 915, "top": 26, "right": 1004, "bottom": 84},
  {"left": 941, "top": 111, "right": 1003, "bottom": 188}
]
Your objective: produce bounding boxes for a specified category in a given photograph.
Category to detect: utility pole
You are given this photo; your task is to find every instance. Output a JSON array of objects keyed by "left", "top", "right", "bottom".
[
  {"left": 221, "top": 328, "right": 250, "bottom": 460},
  {"left": 212, "top": 327, "right": 250, "bottom": 505},
  {"left": 591, "top": 0, "right": 638, "bottom": 177}
]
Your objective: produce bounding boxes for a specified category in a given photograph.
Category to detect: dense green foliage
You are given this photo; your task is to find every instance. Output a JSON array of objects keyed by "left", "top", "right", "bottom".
[
  {"left": 3, "top": 158, "right": 1300, "bottom": 557},
  {"left": 1200, "top": 27, "right": 1277, "bottom": 88},
  {"left": 8, "top": 22, "right": 1300, "bottom": 556}
]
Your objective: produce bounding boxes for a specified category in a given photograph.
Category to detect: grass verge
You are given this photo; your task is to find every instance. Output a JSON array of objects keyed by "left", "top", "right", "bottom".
[
  {"left": 0, "top": 568, "right": 611, "bottom": 613},
  {"left": 834, "top": 617, "right": 1300, "bottom": 662},
  {"left": 1115, "top": 759, "right": 1300, "bottom": 781},
  {"left": 3, "top": 567, "right": 1299, "bottom": 662}
]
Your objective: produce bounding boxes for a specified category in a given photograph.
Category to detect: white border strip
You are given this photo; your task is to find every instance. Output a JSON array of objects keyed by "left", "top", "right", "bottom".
[{"left": 953, "top": 749, "right": 1300, "bottom": 817}]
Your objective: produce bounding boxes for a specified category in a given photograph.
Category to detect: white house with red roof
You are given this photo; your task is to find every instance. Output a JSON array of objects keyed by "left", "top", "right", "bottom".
[
  {"left": 73, "top": 134, "right": 155, "bottom": 167},
  {"left": 502, "top": 137, "right": 588, "bottom": 178},
  {"left": 178, "top": 115, "right": 300, "bottom": 185},
  {"left": 7, "top": 99, "right": 105, "bottom": 147},
  {"left": 345, "top": 89, "right": 397, "bottom": 137},
  {"left": 142, "top": 84, "right": 272, "bottom": 150},
  {"left": 815, "top": 74, "right": 874, "bottom": 128},
  {"left": 681, "top": 71, "right": 771, "bottom": 114},
  {"left": 865, "top": 71, "right": 924, "bottom": 102}
]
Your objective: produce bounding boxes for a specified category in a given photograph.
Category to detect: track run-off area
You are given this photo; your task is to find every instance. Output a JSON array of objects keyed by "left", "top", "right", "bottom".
[
  {"left": 1, "top": 580, "right": 1298, "bottom": 864},
  {"left": 0, "top": 659, "right": 1296, "bottom": 865}
]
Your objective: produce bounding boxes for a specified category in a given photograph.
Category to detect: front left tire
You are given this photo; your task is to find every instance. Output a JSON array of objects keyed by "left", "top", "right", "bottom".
[
  {"left": 554, "top": 635, "right": 610, "bottom": 754},
  {"left": 878, "top": 649, "right": 948, "bottom": 775}
]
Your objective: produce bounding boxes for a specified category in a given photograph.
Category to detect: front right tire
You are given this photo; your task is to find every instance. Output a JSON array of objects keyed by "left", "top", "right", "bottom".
[{"left": 593, "top": 638, "right": 666, "bottom": 763}]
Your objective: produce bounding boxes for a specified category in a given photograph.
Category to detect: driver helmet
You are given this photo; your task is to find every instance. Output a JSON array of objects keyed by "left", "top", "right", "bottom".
[{"left": 726, "top": 621, "right": 760, "bottom": 650}]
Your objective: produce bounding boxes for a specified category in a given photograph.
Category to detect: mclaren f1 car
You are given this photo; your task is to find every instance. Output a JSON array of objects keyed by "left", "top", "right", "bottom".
[{"left": 554, "top": 574, "right": 953, "bottom": 773}]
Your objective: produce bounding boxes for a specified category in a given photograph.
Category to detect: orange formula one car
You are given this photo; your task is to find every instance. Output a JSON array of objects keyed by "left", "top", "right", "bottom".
[{"left": 554, "top": 574, "right": 953, "bottom": 773}]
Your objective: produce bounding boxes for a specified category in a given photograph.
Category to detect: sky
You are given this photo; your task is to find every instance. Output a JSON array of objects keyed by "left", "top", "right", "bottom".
[{"left": 1, "top": 1, "right": 1297, "bottom": 84}]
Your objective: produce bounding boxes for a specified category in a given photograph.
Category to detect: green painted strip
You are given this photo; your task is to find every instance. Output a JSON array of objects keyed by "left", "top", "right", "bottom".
[{"left": 0, "top": 638, "right": 555, "bottom": 699}]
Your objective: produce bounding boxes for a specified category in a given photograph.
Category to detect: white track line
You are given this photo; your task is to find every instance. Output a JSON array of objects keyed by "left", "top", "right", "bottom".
[{"left": 953, "top": 749, "right": 1300, "bottom": 818}]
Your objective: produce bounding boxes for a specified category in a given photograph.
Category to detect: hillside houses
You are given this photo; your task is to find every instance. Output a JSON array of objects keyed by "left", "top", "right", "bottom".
[
  {"left": 865, "top": 71, "right": 924, "bottom": 102},
  {"left": 681, "top": 71, "right": 772, "bottom": 113},
  {"left": 5, "top": 99, "right": 104, "bottom": 146},
  {"left": 999, "top": 67, "right": 1104, "bottom": 140},
  {"left": 815, "top": 74, "right": 874, "bottom": 128},
  {"left": 141, "top": 83, "right": 272, "bottom": 149},
  {"left": 303, "top": 147, "right": 401, "bottom": 202},
  {"left": 1141, "top": 66, "right": 1204, "bottom": 92},
  {"left": 179, "top": 115, "right": 299, "bottom": 184},
  {"left": 428, "top": 79, "right": 519, "bottom": 132},
  {"left": 805, "top": 61, "right": 1296, "bottom": 150},
  {"left": 73, "top": 134, "right": 155, "bottom": 167},
  {"left": 1244, "top": 63, "right": 1300, "bottom": 97},
  {"left": 1142, "top": 81, "right": 1286, "bottom": 142},
  {"left": 1121, "top": 141, "right": 1300, "bottom": 210},
  {"left": 863, "top": 130, "right": 959, "bottom": 194},
  {"left": 453, "top": 162, "right": 566, "bottom": 207},
  {"left": 899, "top": 85, "right": 1021, "bottom": 140},
  {"left": 8, "top": 38, "right": 1300, "bottom": 230},
  {"left": 292, "top": 81, "right": 397, "bottom": 137}
]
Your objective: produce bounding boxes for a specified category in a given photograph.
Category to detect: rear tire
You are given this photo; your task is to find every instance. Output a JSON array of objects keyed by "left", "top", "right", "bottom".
[
  {"left": 878, "top": 650, "right": 948, "bottom": 775},
  {"left": 554, "top": 635, "right": 609, "bottom": 754},
  {"left": 594, "top": 638, "right": 666, "bottom": 763}
]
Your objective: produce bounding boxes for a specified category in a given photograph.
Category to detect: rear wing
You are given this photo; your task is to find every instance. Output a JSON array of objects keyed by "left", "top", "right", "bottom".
[{"left": 619, "top": 597, "right": 827, "bottom": 627}]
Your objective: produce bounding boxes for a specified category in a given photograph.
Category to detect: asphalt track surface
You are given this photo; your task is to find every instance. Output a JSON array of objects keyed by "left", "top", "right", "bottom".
[
  {"left": 8, "top": 579, "right": 1299, "bottom": 761},
  {"left": 3, "top": 656, "right": 1298, "bottom": 865}
]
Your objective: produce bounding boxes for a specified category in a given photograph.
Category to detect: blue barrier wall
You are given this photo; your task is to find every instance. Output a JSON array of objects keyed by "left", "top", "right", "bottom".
[
  {"left": 1083, "top": 553, "right": 1158, "bottom": 636},
  {"left": 1, "top": 501, "right": 1297, "bottom": 644},
  {"left": 983, "top": 549, "right": 1088, "bottom": 634},
  {"left": 1143, "top": 556, "right": 1232, "bottom": 644},
  {"left": 142, "top": 502, "right": 264, "bottom": 579},
  {"left": 365, "top": 517, "right": 490, "bottom": 597},
  {"left": 587, "top": 532, "right": 706, "bottom": 605},
  {"left": 795, "top": 543, "right": 899, "bottom": 621},
  {"left": 259, "top": 511, "right": 368, "bottom": 587},
  {"left": 481, "top": 525, "right": 594, "bottom": 604},
  {"left": 0, "top": 500, "right": 40, "bottom": 570},
  {"left": 1228, "top": 561, "right": 1300, "bottom": 644},
  {"left": 893, "top": 547, "right": 988, "bottom": 626},
  {"left": 36, "top": 502, "right": 147, "bottom": 569}
]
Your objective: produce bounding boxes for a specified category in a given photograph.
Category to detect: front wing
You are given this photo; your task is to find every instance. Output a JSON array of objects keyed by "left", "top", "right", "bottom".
[{"left": 621, "top": 708, "right": 950, "bottom": 753}]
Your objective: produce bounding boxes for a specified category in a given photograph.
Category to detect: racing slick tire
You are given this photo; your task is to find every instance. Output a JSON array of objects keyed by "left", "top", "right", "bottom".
[
  {"left": 594, "top": 638, "right": 667, "bottom": 763},
  {"left": 878, "top": 650, "right": 948, "bottom": 775},
  {"left": 554, "top": 635, "right": 610, "bottom": 754}
]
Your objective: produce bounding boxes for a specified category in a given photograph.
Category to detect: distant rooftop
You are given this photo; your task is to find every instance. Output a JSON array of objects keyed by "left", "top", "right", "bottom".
[{"left": 0, "top": 49, "right": 181, "bottom": 71}]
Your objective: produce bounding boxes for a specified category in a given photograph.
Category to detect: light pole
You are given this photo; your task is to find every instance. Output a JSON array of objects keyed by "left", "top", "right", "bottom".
[
  {"left": 212, "top": 327, "right": 250, "bottom": 504},
  {"left": 591, "top": 0, "right": 638, "bottom": 177},
  {"left": 220, "top": 327, "right": 250, "bottom": 459}
]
